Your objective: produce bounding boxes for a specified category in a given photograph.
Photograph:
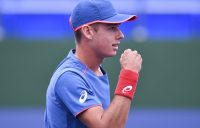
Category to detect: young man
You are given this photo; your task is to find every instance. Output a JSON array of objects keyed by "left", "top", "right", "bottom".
[{"left": 45, "top": 0, "right": 142, "bottom": 128}]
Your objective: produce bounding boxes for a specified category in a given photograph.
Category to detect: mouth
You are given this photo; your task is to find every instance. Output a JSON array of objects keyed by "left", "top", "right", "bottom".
[
  {"left": 112, "top": 42, "right": 120, "bottom": 47},
  {"left": 112, "top": 43, "right": 120, "bottom": 50},
  {"left": 112, "top": 44, "right": 118, "bottom": 47}
]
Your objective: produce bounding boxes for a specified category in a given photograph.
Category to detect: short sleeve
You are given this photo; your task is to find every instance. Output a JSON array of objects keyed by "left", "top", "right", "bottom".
[{"left": 55, "top": 71, "right": 102, "bottom": 117}]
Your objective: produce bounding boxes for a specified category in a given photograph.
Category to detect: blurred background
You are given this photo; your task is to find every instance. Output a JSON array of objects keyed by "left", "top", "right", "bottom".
[{"left": 0, "top": 0, "right": 200, "bottom": 128}]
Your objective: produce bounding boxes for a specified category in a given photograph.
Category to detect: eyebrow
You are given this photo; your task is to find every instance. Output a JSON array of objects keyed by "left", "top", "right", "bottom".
[{"left": 106, "top": 23, "right": 121, "bottom": 27}]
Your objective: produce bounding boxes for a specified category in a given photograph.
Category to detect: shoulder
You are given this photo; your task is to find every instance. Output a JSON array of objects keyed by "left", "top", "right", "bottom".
[
  {"left": 55, "top": 69, "right": 88, "bottom": 93},
  {"left": 57, "top": 69, "right": 86, "bottom": 86}
]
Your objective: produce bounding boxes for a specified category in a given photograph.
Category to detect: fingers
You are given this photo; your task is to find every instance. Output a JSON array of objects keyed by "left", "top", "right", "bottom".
[
  {"left": 120, "top": 49, "right": 143, "bottom": 73},
  {"left": 124, "top": 49, "right": 131, "bottom": 53},
  {"left": 123, "top": 49, "right": 138, "bottom": 54},
  {"left": 123, "top": 49, "right": 137, "bottom": 55},
  {"left": 136, "top": 53, "right": 142, "bottom": 62},
  {"left": 122, "top": 49, "right": 140, "bottom": 59}
]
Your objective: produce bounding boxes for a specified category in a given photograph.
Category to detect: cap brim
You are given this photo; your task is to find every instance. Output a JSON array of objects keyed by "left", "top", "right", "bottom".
[
  {"left": 102, "top": 14, "right": 137, "bottom": 24},
  {"left": 73, "top": 14, "right": 137, "bottom": 31}
]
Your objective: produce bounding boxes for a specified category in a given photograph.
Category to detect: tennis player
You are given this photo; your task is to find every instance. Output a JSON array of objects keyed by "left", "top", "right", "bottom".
[{"left": 45, "top": 0, "right": 142, "bottom": 128}]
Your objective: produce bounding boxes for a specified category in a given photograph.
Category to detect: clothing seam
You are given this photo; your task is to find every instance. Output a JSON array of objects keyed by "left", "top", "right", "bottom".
[{"left": 75, "top": 104, "right": 102, "bottom": 117}]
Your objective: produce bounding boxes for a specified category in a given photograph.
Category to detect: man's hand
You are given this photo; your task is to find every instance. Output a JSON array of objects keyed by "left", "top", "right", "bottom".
[{"left": 120, "top": 49, "right": 142, "bottom": 73}]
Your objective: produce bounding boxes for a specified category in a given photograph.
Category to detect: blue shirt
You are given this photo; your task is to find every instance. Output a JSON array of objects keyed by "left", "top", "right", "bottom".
[{"left": 45, "top": 49, "right": 110, "bottom": 128}]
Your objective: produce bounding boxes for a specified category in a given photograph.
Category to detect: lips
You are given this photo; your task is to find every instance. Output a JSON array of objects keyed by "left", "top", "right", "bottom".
[
  {"left": 112, "top": 42, "right": 120, "bottom": 47},
  {"left": 112, "top": 43, "right": 120, "bottom": 50},
  {"left": 112, "top": 44, "right": 118, "bottom": 47}
]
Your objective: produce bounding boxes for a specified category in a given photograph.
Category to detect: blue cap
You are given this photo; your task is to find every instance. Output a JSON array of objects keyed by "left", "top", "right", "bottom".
[{"left": 70, "top": 0, "right": 137, "bottom": 31}]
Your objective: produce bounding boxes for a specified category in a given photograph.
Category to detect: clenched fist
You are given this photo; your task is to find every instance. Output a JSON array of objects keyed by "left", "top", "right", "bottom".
[{"left": 120, "top": 49, "right": 142, "bottom": 73}]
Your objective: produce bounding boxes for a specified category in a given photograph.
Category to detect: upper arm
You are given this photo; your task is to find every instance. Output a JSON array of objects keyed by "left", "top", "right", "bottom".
[
  {"left": 78, "top": 105, "right": 105, "bottom": 128},
  {"left": 55, "top": 71, "right": 102, "bottom": 117},
  {"left": 79, "top": 95, "right": 132, "bottom": 128}
]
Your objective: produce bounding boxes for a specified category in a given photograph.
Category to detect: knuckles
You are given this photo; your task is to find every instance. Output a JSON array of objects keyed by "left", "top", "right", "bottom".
[
  {"left": 120, "top": 49, "right": 142, "bottom": 72},
  {"left": 121, "top": 49, "right": 141, "bottom": 60}
]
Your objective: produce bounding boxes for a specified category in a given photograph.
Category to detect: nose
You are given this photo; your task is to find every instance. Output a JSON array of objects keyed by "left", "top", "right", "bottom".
[{"left": 116, "top": 28, "right": 124, "bottom": 40}]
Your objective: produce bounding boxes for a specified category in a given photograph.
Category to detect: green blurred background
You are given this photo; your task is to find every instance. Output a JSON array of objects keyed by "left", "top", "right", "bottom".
[{"left": 1, "top": 39, "right": 199, "bottom": 108}]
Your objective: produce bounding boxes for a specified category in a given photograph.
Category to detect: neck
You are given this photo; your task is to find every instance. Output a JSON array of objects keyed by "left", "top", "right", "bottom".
[{"left": 75, "top": 44, "right": 103, "bottom": 75}]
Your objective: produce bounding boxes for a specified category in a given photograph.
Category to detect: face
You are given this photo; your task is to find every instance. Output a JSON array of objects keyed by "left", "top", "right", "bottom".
[{"left": 89, "top": 23, "right": 124, "bottom": 58}]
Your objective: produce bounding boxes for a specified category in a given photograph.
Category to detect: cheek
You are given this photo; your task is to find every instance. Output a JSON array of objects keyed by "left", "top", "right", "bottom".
[
  {"left": 92, "top": 33, "right": 116, "bottom": 55},
  {"left": 99, "top": 35, "right": 112, "bottom": 46},
  {"left": 97, "top": 38, "right": 111, "bottom": 50}
]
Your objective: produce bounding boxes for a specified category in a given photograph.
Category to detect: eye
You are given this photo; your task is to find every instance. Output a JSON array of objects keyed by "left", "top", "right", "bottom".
[
  {"left": 111, "top": 26, "right": 116, "bottom": 29},
  {"left": 110, "top": 26, "right": 117, "bottom": 31}
]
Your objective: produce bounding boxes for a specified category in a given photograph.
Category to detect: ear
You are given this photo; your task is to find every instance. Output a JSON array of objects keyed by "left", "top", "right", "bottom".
[{"left": 81, "top": 25, "right": 94, "bottom": 40}]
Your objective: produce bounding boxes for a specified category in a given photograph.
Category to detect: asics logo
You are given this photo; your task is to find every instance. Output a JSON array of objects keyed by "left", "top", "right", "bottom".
[
  {"left": 79, "top": 90, "right": 87, "bottom": 103},
  {"left": 122, "top": 85, "right": 132, "bottom": 93}
]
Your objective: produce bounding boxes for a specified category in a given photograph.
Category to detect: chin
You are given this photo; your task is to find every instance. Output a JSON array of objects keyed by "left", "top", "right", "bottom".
[{"left": 105, "top": 52, "right": 117, "bottom": 58}]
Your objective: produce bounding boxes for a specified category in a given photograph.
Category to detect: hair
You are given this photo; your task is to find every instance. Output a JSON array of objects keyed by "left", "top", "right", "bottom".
[
  {"left": 74, "top": 23, "right": 100, "bottom": 43},
  {"left": 74, "top": 29, "right": 82, "bottom": 43}
]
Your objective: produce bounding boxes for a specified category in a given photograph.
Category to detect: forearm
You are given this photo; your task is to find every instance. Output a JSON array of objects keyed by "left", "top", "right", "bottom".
[
  {"left": 98, "top": 69, "right": 138, "bottom": 128},
  {"left": 81, "top": 95, "right": 132, "bottom": 128},
  {"left": 101, "top": 95, "right": 131, "bottom": 128},
  {"left": 80, "top": 69, "right": 138, "bottom": 128}
]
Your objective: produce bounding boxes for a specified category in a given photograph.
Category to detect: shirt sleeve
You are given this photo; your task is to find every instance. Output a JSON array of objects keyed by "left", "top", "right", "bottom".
[{"left": 55, "top": 71, "right": 102, "bottom": 117}]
